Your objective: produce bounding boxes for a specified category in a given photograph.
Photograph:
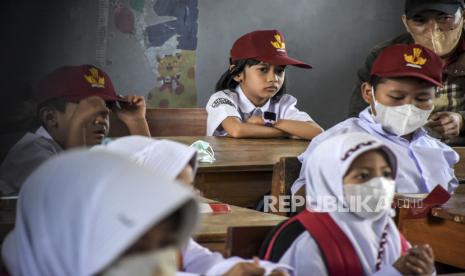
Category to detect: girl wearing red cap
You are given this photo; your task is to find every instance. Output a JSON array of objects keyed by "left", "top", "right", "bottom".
[{"left": 206, "top": 29, "right": 323, "bottom": 139}]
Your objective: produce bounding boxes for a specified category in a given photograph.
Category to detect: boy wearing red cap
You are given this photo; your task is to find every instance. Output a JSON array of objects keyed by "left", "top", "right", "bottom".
[
  {"left": 292, "top": 44, "right": 459, "bottom": 195},
  {"left": 206, "top": 29, "right": 323, "bottom": 139},
  {"left": 349, "top": 0, "right": 465, "bottom": 143},
  {"left": 0, "top": 65, "right": 150, "bottom": 195}
]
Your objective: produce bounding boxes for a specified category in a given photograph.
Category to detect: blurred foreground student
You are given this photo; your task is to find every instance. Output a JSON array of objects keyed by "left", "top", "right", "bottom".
[
  {"left": 0, "top": 65, "right": 150, "bottom": 195},
  {"left": 98, "top": 136, "right": 291, "bottom": 275}
]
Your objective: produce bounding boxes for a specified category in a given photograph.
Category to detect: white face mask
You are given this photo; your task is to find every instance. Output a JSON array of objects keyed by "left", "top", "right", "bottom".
[
  {"left": 371, "top": 87, "right": 433, "bottom": 136},
  {"left": 343, "top": 177, "right": 395, "bottom": 219},
  {"left": 101, "top": 247, "right": 177, "bottom": 276},
  {"left": 190, "top": 140, "right": 215, "bottom": 163}
]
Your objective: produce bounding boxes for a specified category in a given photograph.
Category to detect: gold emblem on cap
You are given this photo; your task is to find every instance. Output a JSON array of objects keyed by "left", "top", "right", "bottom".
[
  {"left": 404, "top": 48, "right": 427, "bottom": 69},
  {"left": 271, "top": 34, "right": 286, "bottom": 53},
  {"left": 84, "top": 67, "right": 105, "bottom": 88}
]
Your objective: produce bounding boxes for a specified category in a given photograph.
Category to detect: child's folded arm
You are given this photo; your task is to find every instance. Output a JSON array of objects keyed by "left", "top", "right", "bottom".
[
  {"left": 273, "top": 119, "right": 323, "bottom": 140},
  {"left": 221, "top": 117, "right": 288, "bottom": 138}
]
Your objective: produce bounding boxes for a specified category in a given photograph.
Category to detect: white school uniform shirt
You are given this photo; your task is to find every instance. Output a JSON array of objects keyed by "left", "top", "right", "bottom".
[
  {"left": 291, "top": 107, "right": 459, "bottom": 194},
  {"left": 281, "top": 133, "right": 405, "bottom": 276},
  {"left": 206, "top": 85, "right": 313, "bottom": 136},
  {"left": 0, "top": 127, "right": 62, "bottom": 196},
  {"left": 2, "top": 150, "right": 200, "bottom": 276}
]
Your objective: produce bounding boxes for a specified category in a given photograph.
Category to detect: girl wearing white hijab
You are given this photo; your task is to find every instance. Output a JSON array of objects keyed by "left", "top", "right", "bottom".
[
  {"left": 263, "top": 132, "right": 435, "bottom": 275},
  {"left": 1, "top": 150, "right": 200, "bottom": 276},
  {"left": 100, "top": 136, "right": 198, "bottom": 185},
  {"left": 99, "top": 136, "right": 291, "bottom": 276}
]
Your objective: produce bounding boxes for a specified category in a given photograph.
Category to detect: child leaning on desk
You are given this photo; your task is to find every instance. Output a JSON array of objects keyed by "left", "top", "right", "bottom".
[
  {"left": 96, "top": 135, "right": 292, "bottom": 276},
  {"left": 206, "top": 29, "right": 323, "bottom": 140}
]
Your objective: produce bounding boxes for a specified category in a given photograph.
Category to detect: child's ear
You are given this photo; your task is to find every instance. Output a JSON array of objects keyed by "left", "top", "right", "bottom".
[
  {"left": 229, "top": 65, "right": 243, "bottom": 83},
  {"left": 40, "top": 108, "right": 58, "bottom": 129},
  {"left": 361, "top": 82, "right": 374, "bottom": 105}
]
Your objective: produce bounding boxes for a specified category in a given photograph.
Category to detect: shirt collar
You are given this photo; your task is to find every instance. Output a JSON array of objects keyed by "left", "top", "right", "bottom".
[
  {"left": 359, "top": 107, "right": 427, "bottom": 141},
  {"left": 35, "top": 126, "right": 54, "bottom": 140},
  {"left": 235, "top": 85, "right": 271, "bottom": 114}
]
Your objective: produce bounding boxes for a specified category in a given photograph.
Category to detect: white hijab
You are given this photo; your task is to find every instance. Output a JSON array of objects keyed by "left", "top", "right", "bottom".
[
  {"left": 2, "top": 150, "right": 199, "bottom": 276},
  {"left": 98, "top": 136, "right": 198, "bottom": 181},
  {"left": 304, "top": 132, "right": 401, "bottom": 275}
]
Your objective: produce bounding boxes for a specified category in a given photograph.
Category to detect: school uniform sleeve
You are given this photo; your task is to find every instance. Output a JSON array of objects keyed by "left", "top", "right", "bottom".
[
  {"left": 205, "top": 257, "right": 293, "bottom": 276},
  {"left": 278, "top": 95, "right": 313, "bottom": 122},
  {"left": 0, "top": 134, "right": 61, "bottom": 195},
  {"left": 206, "top": 91, "right": 241, "bottom": 136},
  {"left": 182, "top": 239, "right": 224, "bottom": 274},
  {"left": 279, "top": 232, "right": 328, "bottom": 276}
]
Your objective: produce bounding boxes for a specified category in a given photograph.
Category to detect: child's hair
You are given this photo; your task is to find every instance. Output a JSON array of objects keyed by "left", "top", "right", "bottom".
[
  {"left": 215, "top": 59, "right": 287, "bottom": 102},
  {"left": 36, "top": 98, "right": 68, "bottom": 128},
  {"left": 369, "top": 75, "right": 434, "bottom": 92}
]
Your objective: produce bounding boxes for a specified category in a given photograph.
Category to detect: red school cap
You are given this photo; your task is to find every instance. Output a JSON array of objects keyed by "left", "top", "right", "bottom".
[
  {"left": 35, "top": 65, "right": 120, "bottom": 103},
  {"left": 230, "top": 29, "right": 312, "bottom": 69},
  {"left": 370, "top": 44, "right": 443, "bottom": 87}
]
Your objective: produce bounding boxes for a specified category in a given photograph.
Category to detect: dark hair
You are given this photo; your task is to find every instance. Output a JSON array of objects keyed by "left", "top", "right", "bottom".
[
  {"left": 36, "top": 98, "right": 68, "bottom": 127},
  {"left": 368, "top": 75, "right": 386, "bottom": 91},
  {"left": 215, "top": 59, "right": 287, "bottom": 102},
  {"left": 370, "top": 75, "right": 435, "bottom": 92}
]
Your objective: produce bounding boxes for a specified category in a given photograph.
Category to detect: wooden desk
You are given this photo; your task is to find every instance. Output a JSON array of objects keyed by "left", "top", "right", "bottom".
[
  {"left": 194, "top": 200, "right": 286, "bottom": 256},
  {"left": 397, "top": 192, "right": 465, "bottom": 269},
  {"left": 164, "top": 136, "right": 309, "bottom": 207}
]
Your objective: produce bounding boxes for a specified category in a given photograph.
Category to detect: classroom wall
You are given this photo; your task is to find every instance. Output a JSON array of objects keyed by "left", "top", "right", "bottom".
[{"left": 1, "top": 0, "right": 405, "bottom": 132}]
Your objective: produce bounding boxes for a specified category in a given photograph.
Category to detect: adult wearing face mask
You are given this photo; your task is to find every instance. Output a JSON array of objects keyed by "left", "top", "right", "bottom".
[
  {"left": 348, "top": 0, "right": 465, "bottom": 143},
  {"left": 291, "top": 44, "right": 459, "bottom": 196}
]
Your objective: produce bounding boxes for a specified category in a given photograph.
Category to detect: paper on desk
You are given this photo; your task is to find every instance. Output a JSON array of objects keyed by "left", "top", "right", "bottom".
[
  {"left": 403, "top": 185, "right": 451, "bottom": 219},
  {"left": 200, "top": 203, "right": 231, "bottom": 214}
]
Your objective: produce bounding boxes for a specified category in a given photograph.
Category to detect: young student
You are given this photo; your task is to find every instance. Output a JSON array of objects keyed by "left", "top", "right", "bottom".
[
  {"left": 1, "top": 150, "right": 199, "bottom": 276},
  {"left": 292, "top": 44, "right": 459, "bottom": 195},
  {"left": 263, "top": 132, "right": 435, "bottom": 276},
  {"left": 206, "top": 29, "right": 323, "bottom": 139},
  {"left": 0, "top": 65, "right": 150, "bottom": 196},
  {"left": 98, "top": 136, "right": 291, "bottom": 276}
]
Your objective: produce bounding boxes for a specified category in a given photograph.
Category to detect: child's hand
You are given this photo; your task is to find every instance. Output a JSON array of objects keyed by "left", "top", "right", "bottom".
[
  {"left": 394, "top": 244, "right": 434, "bottom": 275},
  {"left": 70, "top": 96, "right": 109, "bottom": 127},
  {"left": 113, "top": 95, "right": 147, "bottom": 123},
  {"left": 223, "top": 258, "right": 265, "bottom": 276},
  {"left": 246, "top": 116, "right": 265, "bottom": 126}
]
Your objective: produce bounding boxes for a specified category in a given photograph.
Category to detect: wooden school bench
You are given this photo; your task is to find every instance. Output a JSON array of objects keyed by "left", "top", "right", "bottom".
[
  {"left": 165, "top": 136, "right": 309, "bottom": 208},
  {"left": 194, "top": 199, "right": 286, "bottom": 256},
  {"left": 397, "top": 187, "right": 465, "bottom": 270}
]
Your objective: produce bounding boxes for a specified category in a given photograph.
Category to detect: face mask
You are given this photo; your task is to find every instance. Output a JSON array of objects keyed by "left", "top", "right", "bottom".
[
  {"left": 343, "top": 177, "right": 395, "bottom": 219},
  {"left": 432, "top": 19, "right": 464, "bottom": 56},
  {"left": 371, "top": 88, "right": 433, "bottom": 136},
  {"left": 190, "top": 140, "right": 215, "bottom": 163},
  {"left": 101, "top": 247, "right": 177, "bottom": 276},
  {"left": 406, "top": 18, "right": 464, "bottom": 57}
]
